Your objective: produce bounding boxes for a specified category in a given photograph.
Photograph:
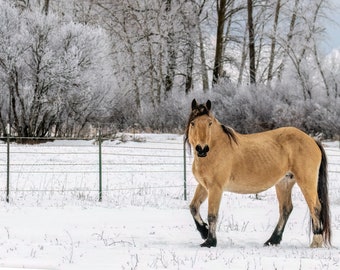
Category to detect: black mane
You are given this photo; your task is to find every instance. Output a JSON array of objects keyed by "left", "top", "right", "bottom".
[{"left": 221, "top": 124, "right": 238, "bottom": 145}]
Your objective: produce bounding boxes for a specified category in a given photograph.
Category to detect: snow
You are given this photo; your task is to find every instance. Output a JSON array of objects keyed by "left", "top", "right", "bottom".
[{"left": 0, "top": 134, "right": 339, "bottom": 269}]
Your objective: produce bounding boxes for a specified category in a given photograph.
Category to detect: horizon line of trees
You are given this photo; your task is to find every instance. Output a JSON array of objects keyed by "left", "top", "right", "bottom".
[{"left": 0, "top": 0, "right": 339, "bottom": 138}]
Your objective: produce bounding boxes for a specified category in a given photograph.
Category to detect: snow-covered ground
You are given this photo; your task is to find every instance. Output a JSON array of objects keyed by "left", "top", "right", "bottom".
[{"left": 0, "top": 135, "right": 339, "bottom": 270}]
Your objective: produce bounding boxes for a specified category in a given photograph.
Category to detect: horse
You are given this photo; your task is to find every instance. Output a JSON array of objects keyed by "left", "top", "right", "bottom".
[{"left": 185, "top": 99, "right": 331, "bottom": 248}]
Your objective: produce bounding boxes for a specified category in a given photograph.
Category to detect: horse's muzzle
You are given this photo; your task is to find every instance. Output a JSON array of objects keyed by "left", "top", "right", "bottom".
[{"left": 195, "top": 145, "right": 209, "bottom": 157}]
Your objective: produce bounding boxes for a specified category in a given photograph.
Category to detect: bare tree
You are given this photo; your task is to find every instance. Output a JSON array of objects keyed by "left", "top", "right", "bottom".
[
  {"left": 284, "top": 0, "right": 327, "bottom": 99},
  {"left": 237, "top": 26, "right": 248, "bottom": 85},
  {"left": 42, "top": 0, "right": 49, "bottom": 15},
  {"left": 277, "top": 0, "right": 300, "bottom": 81},
  {"left": 198, "top": 17, "right": 209, "bottom": 92},
  {"left": 247, "top": 0, "right": 256, "bottom": 84},
  {"left": 267, "top": 0, "right": 282, "bottom": 83},
  {"left": 212, "top": 0, "right": 227, "bottom": 85},
  {"left": 164, "top": 0, "right": 177, "bottom": 96}
]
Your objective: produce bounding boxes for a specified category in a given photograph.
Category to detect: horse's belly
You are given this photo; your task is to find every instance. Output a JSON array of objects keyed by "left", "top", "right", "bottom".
[
  {"left": 224, "top": 183, "right": 267, "bottom": 194},
  {"left": 224, "top": 176, "right": 280, "bottom": 194}
]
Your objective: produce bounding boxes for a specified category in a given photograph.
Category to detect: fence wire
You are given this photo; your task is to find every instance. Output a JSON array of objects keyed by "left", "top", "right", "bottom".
[{"left": 0, "top": 136, "right": 193, "bottom": 202}]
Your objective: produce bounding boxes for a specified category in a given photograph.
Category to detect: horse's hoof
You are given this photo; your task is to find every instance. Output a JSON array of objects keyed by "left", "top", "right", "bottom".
[
  {"left": 200, "top": 238, "right": 217, "bottom": 248},
  {"left": 310, "top": 234, "right": 323, "bottom": 248},
  {"left": 264, "top": 235, "right": 281, "bottom": 246},
  {"left": 264, "top": 241, "right": 278, "bottom": 247},
  {"left": 264, "top": 240, "right": 280, "bottom": 247}
]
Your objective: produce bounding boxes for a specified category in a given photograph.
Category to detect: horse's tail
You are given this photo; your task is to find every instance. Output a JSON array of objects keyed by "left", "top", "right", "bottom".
[{"left": 315, "top": 140, "right": 331, "bottom": 246}]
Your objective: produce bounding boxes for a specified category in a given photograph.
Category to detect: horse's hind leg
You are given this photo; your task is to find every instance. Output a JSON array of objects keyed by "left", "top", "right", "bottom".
[
  {"left": 190, "top": 184, "right": 208, "bottom": 240},
  {"left": 298, "top": 180, "right": 323, "bottom": 248},
  {"left": 265, "top": 176, "right": 295, "bottom": 246}
]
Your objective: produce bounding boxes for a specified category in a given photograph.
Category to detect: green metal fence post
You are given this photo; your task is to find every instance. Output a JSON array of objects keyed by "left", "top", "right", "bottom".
[
  {"left": 6, "top": 134, "right": 10, "bottom": 203},
  {"left": 98, "top": 129, "right": 102, "bottom": 202},
  {"left": 183, "top": 138, "right": 187, "bottom": 201}
]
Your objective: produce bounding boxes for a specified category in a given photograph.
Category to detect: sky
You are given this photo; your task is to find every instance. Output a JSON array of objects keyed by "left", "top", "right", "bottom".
[{"left": 322, "top": 0, "right": 340, "bottom": 53}]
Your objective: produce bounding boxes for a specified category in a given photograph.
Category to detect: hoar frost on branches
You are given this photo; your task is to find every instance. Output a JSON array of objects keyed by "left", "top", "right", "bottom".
[
  {"left": 0, "top": 0, "right": 339, "bottom": 138},
  {"left": 0, "top": 0, "right": 113, "bottom": 137}
]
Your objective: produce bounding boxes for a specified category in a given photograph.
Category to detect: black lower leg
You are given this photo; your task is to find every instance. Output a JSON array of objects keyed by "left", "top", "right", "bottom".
[
  {"left": 264, "top": 227, "right": 283, "bottom": 246},
  {"left": 194, "top": 219, "right": 208, "bottom": 239},
  {"left": 312, "top": 207, "right": 323, "bottom": 235},
  {"left": 200, "top": 215, "right": 217, "bottom": 248},
  {"left": 190, "top": 205, "right": 208, "bottom": 239},
  {"left": 264, "top": 207, "right": 292, "bottom": 246}
]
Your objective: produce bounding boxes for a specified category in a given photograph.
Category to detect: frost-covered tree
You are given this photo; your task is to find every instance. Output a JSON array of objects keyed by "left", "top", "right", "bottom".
[
  {"left": 95, "top": 0, "right": 204, "bottom": 108},
  {"left": 0, "top": 1, "right": 25, "bottom": 135},
  {"left": 1, "top": 0, "right": 337, "bottom": 137},
  {"left": 0, "top": 0, "right": 113, "bottom": 136},
  {"left": 208, "top": 0, "right": 330, "bottom": 95}
]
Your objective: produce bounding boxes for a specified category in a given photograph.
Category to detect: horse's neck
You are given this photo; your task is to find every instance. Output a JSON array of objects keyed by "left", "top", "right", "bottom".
[{"left": 210, "top": 123, "right": 236, "bottom": 151}]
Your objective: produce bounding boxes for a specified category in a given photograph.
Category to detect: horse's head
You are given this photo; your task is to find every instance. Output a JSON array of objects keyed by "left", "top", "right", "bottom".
[{"left": 187, "top": 99, "right": 213, "bottom": 158}]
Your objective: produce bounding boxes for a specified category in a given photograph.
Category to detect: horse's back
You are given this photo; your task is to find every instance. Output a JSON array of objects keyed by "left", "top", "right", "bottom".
[
  {"left": 272, "top": 127, "right": 321, "bottom": 160},
  {"left": 245, "top": 126, "right": 319, "bottom": 153}
]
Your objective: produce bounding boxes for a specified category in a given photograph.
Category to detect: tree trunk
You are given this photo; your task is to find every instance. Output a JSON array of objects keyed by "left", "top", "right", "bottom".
[
  {"left": 198, "top": 19, "right": 209, "bottom": 92},
  {"left": 277, "top": 0, "right": 299, "bottom": 80},
  {"left": 185, "top": 41, "right": 195, "bottom": 94},
  {"left": 42, "top": 0, "right": 50, "bottom": 15},
  {"left": 212, "top": 0, "right": 227, "bottom": 85},
  {"left": 247, "top": 0, "right": 256, "bottom": 85},
  {"left": 164, "top": 0, "right": 176, "bottom": 96},
  {"left": 313, "top": 41, "right": 329, "bottom": 96},
  {"left": 221, "top": 0, "right": 235, "bottom": 66},
  {"left": 267, "top": 0, "right": 281, "bottom": 83},
  {"left": 255, "top": 11, "right": 265, "bottom": 83},
  {"left": 0, "top": 110, "right": 6, "bottom": 136},
  {"left": 289, "top": 0, "right": 323, "bottom": 100},
  {"left": 237, "top": 26, "right": 248, "bottom": 85}
]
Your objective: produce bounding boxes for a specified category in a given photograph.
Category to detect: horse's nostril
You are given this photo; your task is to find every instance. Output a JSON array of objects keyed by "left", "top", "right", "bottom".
[{"left": 195, "top": 145, "right": 209, "bottom": 157}]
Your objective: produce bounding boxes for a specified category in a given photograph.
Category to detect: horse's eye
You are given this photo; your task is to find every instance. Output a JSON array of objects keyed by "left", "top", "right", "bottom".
[
  {"left": 191, "top": 121, "right": 195, "bottom": 127},
  {"left": 209, "top": 121, "right": 212, "bottom": 126}
]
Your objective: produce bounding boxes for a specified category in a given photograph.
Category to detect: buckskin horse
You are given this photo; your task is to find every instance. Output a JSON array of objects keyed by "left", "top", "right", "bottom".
[{"left": 185, "top": 99, "right": 331, "bottom": 248}]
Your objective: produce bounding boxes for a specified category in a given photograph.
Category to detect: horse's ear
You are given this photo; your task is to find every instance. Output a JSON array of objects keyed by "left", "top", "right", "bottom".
[
  {"left": 206, "top": 100, "right": 211, "bottom": 111},
  {"left": 191, "top": 99, "right": 198, "bottom": 110}
]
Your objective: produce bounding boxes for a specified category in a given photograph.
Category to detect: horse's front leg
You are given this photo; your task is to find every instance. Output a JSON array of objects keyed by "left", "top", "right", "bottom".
[
  {"left": 190, "top": 184, "right": 208, "bottom": 239},
  {"left": 201, "top": 186, "right": 223, "bottom": 248}
]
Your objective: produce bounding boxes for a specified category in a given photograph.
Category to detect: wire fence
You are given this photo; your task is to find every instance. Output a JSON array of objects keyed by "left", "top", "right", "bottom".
[
  {"left": 0, "top": 136, "right": 339, "bottom": 203},
  {"left": 0, "top": 134, "right": 194, "bottom": 203}
]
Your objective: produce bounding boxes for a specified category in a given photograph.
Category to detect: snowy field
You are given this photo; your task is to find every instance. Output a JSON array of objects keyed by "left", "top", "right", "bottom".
[{"left": 0, "top": 134, "right": 339, "bottom": 270}]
